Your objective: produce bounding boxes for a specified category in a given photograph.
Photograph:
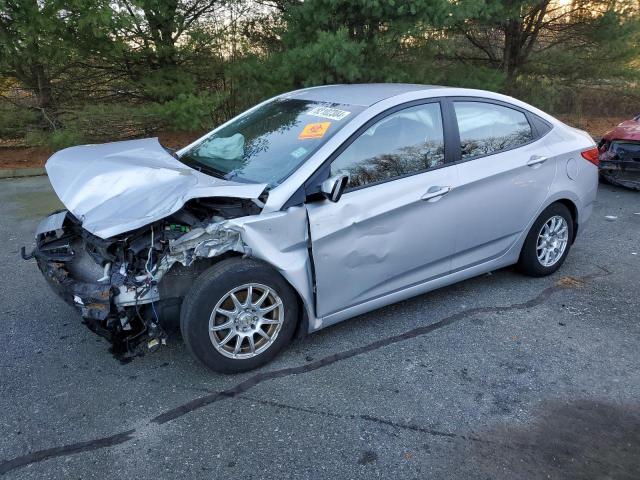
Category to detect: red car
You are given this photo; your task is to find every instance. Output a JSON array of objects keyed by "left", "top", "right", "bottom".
[{"left": 598, "top": 114, "right": 640, "bottom": 190}]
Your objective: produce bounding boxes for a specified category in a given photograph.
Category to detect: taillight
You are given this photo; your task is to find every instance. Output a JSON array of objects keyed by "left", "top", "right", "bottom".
[{"left": 581, "top": 147, "right": 599, "bottom": 167}]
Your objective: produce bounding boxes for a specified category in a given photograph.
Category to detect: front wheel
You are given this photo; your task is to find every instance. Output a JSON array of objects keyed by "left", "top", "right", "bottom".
[
  {"left": 180, "top": 258, "right": 299, "bottom": 373},
  {"left": 517, "top": 203, "right": 574, "bottom": 277}
]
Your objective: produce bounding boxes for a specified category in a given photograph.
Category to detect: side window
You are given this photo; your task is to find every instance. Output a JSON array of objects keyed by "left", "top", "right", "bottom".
[
  {"left": 330, "top": 103, "right": 445, "bottom": 189},
  {"left": 454, "top": 102, "right": 534, "bottom": 160}
]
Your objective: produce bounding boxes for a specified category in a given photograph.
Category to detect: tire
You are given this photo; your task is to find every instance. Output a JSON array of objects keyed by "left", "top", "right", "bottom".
[
  {"left": 517, "top": 203, "right": 574, "bottom": 277},
  {"left": 180, "top": 257, "right": 299, "bottom": 373}
]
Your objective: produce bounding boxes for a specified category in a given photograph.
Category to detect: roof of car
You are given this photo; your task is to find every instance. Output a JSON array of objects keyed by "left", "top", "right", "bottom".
[{"left": 284, "top": 83, "right": 444, "bottom": 107}]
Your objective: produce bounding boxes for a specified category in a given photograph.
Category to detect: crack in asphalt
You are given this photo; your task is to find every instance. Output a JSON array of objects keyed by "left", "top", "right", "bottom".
[
  {"left": 237, "top": 395, "right": 537, "bottom": 452},
  {"left": 238, "top": 395, "right": 462, "bottom": 439},
  {"left": 0, "top": 267, "right": 610, "bottom": 476},
  {"left": 236, "top": 394, "right": 639, "bottom": 470}
]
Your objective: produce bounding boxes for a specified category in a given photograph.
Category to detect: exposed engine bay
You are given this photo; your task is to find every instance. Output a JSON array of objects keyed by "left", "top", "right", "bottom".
[{"left": 26, "top": 197, "right": 263, "bottom": 361}]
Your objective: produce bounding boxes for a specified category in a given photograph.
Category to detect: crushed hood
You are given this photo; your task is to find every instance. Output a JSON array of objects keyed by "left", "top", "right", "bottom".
[
  {"left": 603, "top": 119, "right": 640, "bottom": 142},
  {"left": 45, "top": 138, "right": 267, "bottom": 239}
]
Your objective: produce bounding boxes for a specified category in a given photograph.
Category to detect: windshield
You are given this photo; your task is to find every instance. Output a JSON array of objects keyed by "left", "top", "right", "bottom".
[{"left": 179, "top": 99, "right": 363, "bottom": 187}]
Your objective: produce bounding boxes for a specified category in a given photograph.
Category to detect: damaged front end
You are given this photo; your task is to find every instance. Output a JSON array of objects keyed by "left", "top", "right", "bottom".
[
  {"left": 25, "top": 197, "right": 262, "bottom": 361},
  {"left": 598, "top": 115, "right": 640, "bottom": 191},
  {"left": 598, "top": 139, "right": 640, "bottom": 190}
]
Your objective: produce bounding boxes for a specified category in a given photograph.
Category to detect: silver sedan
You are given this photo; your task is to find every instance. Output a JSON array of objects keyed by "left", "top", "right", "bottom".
[{"left": 29, "top": 84, "right": 599, "bottom": 372}]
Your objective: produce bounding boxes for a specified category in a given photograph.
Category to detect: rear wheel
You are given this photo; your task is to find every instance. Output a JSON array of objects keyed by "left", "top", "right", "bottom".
[
  {"left": 180, "top": 257, "right": 299, "bottom": 373},
  {"left": 517, "top": 203, "right": 574, "bottom": 277}
]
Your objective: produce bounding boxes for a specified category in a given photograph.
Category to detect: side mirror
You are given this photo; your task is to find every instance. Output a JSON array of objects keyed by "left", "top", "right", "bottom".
[{"left": 320, "top": 173, "right": 349, "bottom": 203}]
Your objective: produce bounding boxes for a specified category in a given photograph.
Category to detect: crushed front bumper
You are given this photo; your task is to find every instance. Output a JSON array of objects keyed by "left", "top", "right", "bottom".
[
  {"left": 599, "top": 140, "right": 640, "bottom": 190},
  {"left": 26, "top": 211, "right": 167, "bottom": 361},
  {"left": 36, "top": 257, "right": 112, "bottom": 323}
]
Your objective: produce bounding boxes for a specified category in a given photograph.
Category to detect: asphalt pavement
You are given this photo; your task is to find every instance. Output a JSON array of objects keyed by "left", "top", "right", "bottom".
[{"left": 1, "top": 176, "right": 639, "bottom": 479}]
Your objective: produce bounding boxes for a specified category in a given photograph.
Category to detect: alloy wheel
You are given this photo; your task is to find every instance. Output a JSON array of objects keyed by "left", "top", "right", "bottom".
[
  {"left": 208, "top": 283, "right": 284, "bottom": 359},
  {"left": 536, "top": 215, "right": 569, "bottom": 267}
]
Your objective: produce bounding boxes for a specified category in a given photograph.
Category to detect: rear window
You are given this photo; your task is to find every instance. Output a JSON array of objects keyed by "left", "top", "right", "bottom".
[{"left": 454, "top": 102, "right": 534, "bottom": 160}]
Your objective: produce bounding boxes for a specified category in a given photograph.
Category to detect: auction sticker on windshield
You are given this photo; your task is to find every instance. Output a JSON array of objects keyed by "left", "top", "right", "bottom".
[
  {"left": 306, "top": 106, "right": 351, "bottom": 121},
  {"left": 299, "top": 122, "right": 331, "bottom": 140}
]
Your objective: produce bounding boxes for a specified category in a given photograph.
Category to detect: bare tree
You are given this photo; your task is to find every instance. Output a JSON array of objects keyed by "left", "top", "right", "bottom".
[
  {"left": 113, "top": 0, "right": 225, "bottom": 70},
  {"left": 452, "top": 0, "right": 623, "bottom": 90}
]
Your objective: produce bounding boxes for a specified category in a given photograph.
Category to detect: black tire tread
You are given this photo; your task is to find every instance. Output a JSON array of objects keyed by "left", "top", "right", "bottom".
[
  {"left": 517, "top": 202, "right": 574, "bottom": 277},
  {"left": 180, "top": 257, "right": 298, "bottom": 373}
]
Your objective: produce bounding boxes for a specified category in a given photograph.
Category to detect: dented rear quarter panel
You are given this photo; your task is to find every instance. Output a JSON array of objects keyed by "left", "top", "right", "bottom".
[{"left": 542, "top": 123, "right": 598, "bottom": 228}]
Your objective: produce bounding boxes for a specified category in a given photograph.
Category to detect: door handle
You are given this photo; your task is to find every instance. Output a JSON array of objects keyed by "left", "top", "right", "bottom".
[
  {"left": 527, "top": 155, "right": 548, "bottom": 167},
  {"left": 421, "top": 186, "right": 451, "bottom": 201}
]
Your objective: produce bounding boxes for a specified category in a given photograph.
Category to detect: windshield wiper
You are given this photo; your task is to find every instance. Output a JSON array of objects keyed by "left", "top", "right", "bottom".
[{"left": 178, "top": 156, "right": 227, "bottom": 179}]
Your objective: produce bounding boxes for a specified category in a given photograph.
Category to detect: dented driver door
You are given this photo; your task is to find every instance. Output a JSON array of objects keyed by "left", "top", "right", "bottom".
[{"left": 305, "top": 100, "right": 459, "bottom": 320}]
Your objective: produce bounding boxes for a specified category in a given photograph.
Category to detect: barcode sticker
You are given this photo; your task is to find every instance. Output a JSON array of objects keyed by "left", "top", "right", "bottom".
[{"left": 306, "top": 106, "right": 351, "bottom": 121}]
